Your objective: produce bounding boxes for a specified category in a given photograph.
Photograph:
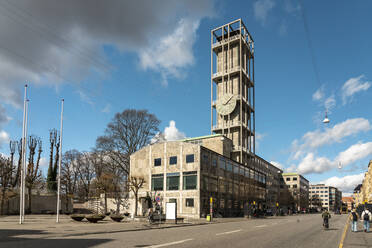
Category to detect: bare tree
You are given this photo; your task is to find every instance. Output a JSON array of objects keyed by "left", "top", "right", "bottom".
[
  {"left": 0, "top": 155, "right": 14, "bottom": 215},
  {"left": 25, "top": 136, "right": 43, "bottom": 213},
  {"left": 76, "top": 152, "right": 95, "bottom": 201},
  {"left": 61, "top": 150, "right": 80, "bottom": 212},
  {"left": 47, "top": 129, "right": 58, "bottom": 192},
  {"left": 11, "top": 139, "right": 22, "bottom": 188},
  {"left": 96, "top": 109, "right": 160, "bottom": 179},
  {"left": 128, "top": 176, "right": 145, "bottom": 217}
]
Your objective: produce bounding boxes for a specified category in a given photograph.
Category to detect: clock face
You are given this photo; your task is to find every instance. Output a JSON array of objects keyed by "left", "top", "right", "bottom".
[{"left": 216, "top": 93, "right": 237, "bottom": 115}]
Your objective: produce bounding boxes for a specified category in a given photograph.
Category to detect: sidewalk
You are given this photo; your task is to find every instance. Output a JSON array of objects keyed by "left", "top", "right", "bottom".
[
  {"left": 0, "top": 215, "right": 255, "bottom": 239},
  {"left": 343, "top": 221, "right": 372, "bottom": 248}
]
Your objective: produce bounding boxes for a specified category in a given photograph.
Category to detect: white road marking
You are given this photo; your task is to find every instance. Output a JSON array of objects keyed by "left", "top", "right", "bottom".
[
  {"left": 255, "top": 225, "right": 267, "bottom": 228},
  {"left": 216, "top": 229, "right": 242, "bottom": 236},
  {"left": 146, "top": 239, "right": 194, "bottom": 248}
]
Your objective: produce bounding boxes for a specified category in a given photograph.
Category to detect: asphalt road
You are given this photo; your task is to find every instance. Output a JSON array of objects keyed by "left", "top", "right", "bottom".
[{"left": 1, "top": 214, "right": 348, "bottom": 248}]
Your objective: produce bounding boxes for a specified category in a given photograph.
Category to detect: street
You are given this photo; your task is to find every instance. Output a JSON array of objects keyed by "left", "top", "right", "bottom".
[{"left": 1, "top": 214, "right": 365, "bottom": 248}]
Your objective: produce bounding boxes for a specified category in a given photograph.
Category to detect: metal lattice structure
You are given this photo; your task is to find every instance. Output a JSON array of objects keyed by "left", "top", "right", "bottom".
[{"left": 211, "top": 19, "right": 255, "bottom": 166}]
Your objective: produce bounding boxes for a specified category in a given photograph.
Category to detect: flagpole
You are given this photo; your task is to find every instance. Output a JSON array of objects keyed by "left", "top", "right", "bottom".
[
  {"left": 19, "top": 84, "right": 27, "bottom": 224},
  {"left": 56, "top": 99, "right": 64, "bottom": 223},
  {"left": 22, "top": 99, "right": 29, "bottom": 222}
]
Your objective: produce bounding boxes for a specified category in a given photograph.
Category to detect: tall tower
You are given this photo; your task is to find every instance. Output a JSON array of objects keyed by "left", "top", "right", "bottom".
[{"left": 211, "top": 19, "right": 255, "bottom": 166}]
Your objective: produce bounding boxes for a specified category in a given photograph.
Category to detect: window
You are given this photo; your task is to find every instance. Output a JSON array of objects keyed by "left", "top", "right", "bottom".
[
  {"left": 286, "top": 178, "right": 291, "bottom": 181},
  {"left": 166, "top": 173, "right": 180, "bottom": 190},
  {"left": 293, "top": 184, "right": 297, "bottom": 188},
  {"left": 212, "top": 158, "right": 217, "bottom": 167},
  {"left": 169, "top": 198, "right": 177, "bottom": 203},
  {"left": 151, "top": 174, "right": 164, "bottom": 191},
  {"left": 186, "top": 198, "right": 194, "bottom": 207},
  {"left": 154, "top": 158, "right": 161, "bottom": 166},
  {"left": 186, "top": 154, "right": 194, "bottom": 163},
  {"left": 293, "top": 177, "right": 297, "bottom": 181},
  {"left": 169, "top": 156, "right": 177, "bottom": 165},
  {"left": 183, "top": 171, "right": 197, "bottom": 190}
]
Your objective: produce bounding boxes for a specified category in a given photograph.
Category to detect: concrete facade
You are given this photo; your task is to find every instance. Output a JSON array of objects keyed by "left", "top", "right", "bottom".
[
  {"left": 309, "top": 184, "right": 342, "bottom": 211},
  {"left": 281, "top": 173, "right": 309, "bottom": 212},
  {"left": 129, "top": 135, "right": 281, "bottom": 219}
]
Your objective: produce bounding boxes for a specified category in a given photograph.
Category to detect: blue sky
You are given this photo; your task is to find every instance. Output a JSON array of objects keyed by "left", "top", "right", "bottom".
[{"left": 0, "top": 0, "right": 371, "bottom": 194}]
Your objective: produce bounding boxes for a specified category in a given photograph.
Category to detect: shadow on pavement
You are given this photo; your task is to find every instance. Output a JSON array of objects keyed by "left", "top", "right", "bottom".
[{"left": 0, "top": 229, "right": 111, "bottom": 248}]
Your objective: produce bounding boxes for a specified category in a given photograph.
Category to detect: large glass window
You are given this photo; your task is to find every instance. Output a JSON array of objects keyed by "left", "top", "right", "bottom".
[
  {"left": 154, "top": 158, "right": 161, "bottom": 166},
  {"left": 166, "top": 173, "right": 180, "bottom": 190},
  {"left": 169, "top": 156, "right": 177, "bottom": 165},
  {"left": 186, "top": 154, "right": 194, "bottom": 163},
  {"left": 183, "top": 171, "right": 197, "bottom": 190},
  {"left": 151, "top": 174, "right": 164, "bottom": 191}
]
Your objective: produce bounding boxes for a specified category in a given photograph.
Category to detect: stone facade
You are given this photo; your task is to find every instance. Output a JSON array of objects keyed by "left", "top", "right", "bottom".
[
  {"left": 129, "top": 135, "right": 281, "bottom": 219},
  {"left": 353, "top": 160, "right": 372, "bottom": 206}
]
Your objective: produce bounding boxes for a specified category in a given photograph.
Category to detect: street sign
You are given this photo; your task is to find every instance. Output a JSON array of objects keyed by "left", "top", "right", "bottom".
[{"left": 155, "top": 196, "right": 161, "bottom": 203}]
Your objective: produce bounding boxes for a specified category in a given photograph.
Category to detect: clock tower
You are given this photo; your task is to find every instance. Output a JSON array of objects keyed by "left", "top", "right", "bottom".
[{"left": 211, "top": 19, "right": 255, "bottom": 166}]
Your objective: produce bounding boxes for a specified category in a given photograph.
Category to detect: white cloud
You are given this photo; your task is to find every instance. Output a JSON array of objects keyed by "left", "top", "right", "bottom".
[
  {"left": 164, "top": 120, "right": 186, "bottom": 141},
  {"left": 294, "top": 141, "right": 372, "bottom": 174},
  {"left": 324, "top": 94, "right": 336, "bottom": 111},
  {"left": 341, "top": 75, "right": 371, "bottom": 105},
  {"left": 291, "top": 118, "right": 371, "bottom": 160},
  {"left": 270, "top": 161, "right": 284, "bottom": 170},
  {"left": 39, "top": 157, "right": 48, "bottom": 167},
  {"left": 150, "top": 120, "right": 186, "bottom": 144},
  {"left": 139, "top": 18, "right": 200, "bottom": 86},
  {"left": 101, "top": 104, "right": 111, "bottom": 113},
  {"left": 297, "top": 153, "right": 334, "bottom": 174},
  {"left": 320, "top": 173, "right": 364, "bottom": 194},
  {"left": 336, "top": 142, "right": 372, "bottom": 166},
  {"left": 254, "top": 0, "right": 275, "bottom": 25},
  {"left": 0, "top": 130, "right": 10, "bottom": 149},
  {"left": 0, "top": 104, "right": 11, "bottom": 125},
  {"left": 312, "top": 86, "right": 325, "bottom": 101},
  {"left": 0, "top": 0, "right": 214, "bottom": 107}
]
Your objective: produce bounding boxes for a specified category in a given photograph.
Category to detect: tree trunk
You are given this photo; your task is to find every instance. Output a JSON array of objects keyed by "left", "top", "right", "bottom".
[
  {"left": 134, "top": 192, "right": 138, "bottom": 217},
  {"left": 104, "top": 192, "right": 107, "bottom": 215},
  {"left": 65, "top": 194, "right": 69, "bottom": 213}
]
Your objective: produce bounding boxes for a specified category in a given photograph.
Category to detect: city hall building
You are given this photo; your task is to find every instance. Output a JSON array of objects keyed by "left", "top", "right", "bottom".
[
  {"left": 129, "top": 134, "right": 281, "bottom": 219},
  {"left": 129, "top": 19, "right": 282, "bottom": 219}
]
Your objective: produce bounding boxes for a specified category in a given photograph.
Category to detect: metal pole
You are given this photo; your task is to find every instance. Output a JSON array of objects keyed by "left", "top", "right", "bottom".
[
  {"left": 22, "top": 99, "right": 29, "bottom": 222},
  {"left": 19, "top": 84, "right": 27, "bottom": 224},
  {"left": 56, "top": 99, "right": 64, "bottom": 223}
]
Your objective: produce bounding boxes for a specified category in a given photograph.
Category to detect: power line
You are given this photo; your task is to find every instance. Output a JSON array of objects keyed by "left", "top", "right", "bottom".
[
  {"left": 0, "top": 1, "right": 112, "bottom": 74},
  {"left": 298, "top": 0, "right": 321, "bottom": 88}
]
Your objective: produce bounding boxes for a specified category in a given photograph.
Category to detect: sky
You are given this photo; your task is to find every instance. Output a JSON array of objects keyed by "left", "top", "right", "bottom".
[{"left": 0, "top": 0, "right": 371, "bottom": 195}]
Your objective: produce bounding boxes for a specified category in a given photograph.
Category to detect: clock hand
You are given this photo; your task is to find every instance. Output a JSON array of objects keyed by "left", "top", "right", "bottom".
[{"left": 224, "top": 95, "right": 233, "bottom": 105}]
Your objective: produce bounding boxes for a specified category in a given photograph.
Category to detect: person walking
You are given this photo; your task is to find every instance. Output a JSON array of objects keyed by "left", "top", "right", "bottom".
[
  {"left": 350, "top": 209, "right": 359, "bottom": 232},
  {"left": 361, "top": 207, "right": 372, "bottom": 232}
]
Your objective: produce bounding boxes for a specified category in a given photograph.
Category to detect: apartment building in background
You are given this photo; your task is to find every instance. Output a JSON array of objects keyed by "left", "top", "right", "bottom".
[
  {"left": 309, "top": 184, "right": 342, "bottom": 211},
  {"left": 280, "top": 173, "right": 309, "bottom": 212}
]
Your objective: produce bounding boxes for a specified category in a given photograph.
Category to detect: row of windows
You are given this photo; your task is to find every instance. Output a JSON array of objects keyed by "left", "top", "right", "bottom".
[
  {"left": 154, "top": 154, "right": 195, "bottom": 167},
  {"left": 310, "top": 186, "right": 328, "bottom": 189},
  {"left": 311, "top": 191, "right": 329, "bottom": 194},
  {"left": 285, "top": 177, "right": 298, "bottom": 181},
  {"left": 169, "top": 198, "right": 195, "bottom": 207},
  {"left": 151, "top": 171, "right": 197, "bottom": 191}
]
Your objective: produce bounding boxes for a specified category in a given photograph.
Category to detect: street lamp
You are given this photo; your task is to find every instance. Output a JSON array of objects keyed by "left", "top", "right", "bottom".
[{"left": 323, "top": 111, "right": 330, "bottom": 124}]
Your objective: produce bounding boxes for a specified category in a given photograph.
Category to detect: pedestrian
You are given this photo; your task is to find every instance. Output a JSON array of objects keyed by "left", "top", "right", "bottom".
[
  {"left": 350, "top": 209, "right": 359, "bottom": 232},
  {"left": 361, "top": 207, "right": 372, "bottom": 232},
  {"left": 322, "top": 209, "right": 331, "bottom": 229}
]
